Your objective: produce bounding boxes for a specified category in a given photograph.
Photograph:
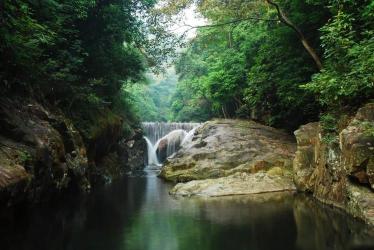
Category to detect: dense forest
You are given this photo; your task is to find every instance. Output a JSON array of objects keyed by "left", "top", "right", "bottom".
[
  {"left": 1, "top": 0, "right": 373, "bottom": 133},
  {"left": 166, "top": 0, "right": 374, "bottom": 132},
  {"left": 0, "top": 0, "right": 175, "bottom": 139},
  {"left": 127, "top": 70, "right": 177, "bottom": 122}
]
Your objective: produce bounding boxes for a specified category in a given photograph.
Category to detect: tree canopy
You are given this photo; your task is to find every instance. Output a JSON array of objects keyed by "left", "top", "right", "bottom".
[
  {"left": 163, "top": 0, "right": 374, "bottom": 130},
  {"left": 1, "top": 0, "right": 373, "bottom": 132}
]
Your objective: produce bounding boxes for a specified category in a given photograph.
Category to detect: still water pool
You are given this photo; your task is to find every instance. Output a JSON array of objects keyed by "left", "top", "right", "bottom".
[{"left": 0, "top": 170, "right": 373, "bottom": 250}]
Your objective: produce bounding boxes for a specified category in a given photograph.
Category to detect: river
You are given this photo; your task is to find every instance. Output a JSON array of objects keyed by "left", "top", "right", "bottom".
[{"left": 0, "top": 170, "right": 373, "bottom": 250}]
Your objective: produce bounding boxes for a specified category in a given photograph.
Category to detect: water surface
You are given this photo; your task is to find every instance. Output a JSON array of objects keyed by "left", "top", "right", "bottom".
[{"left": 0, "top": 171, "right": 373, "bottom": 250}]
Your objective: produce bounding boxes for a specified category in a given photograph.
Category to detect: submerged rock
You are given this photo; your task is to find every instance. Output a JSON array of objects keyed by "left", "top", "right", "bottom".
[
  {"left": 159, "top": 119, "right": 296, "bottom": 182},
  {"left": 293, "top": 194, "right": 374, "bottom": 250},
  {"left": 293, "top": 102, "right": 374, "bottom": 226}
]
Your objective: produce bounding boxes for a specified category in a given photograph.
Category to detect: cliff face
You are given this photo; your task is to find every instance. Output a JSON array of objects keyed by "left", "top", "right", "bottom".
[
  {"left": 0, "top": 98, "right": 146, "bottom": 205},
  {"left": 293, "top": 103, "right": 374, "bottom": 225}
]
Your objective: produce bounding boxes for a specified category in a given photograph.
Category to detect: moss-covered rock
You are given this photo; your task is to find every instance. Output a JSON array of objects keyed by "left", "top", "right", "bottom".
[
  {"left": 293, "top": 102, "right": 374, "bottom": 225},
  {"left": 0, "top": 98, "right": 89, "bottom": 205}
]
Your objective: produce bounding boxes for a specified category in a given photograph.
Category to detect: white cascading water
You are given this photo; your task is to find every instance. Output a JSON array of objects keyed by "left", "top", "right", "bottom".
[
  {"left": 142, "top": 122, "right": 200, "bottom": 168},
  {"left": 154, "top": 129, "right": 187, "bottom": 159},
  {"left": 143, "top": 136, "right": 161, "bottom": 168},
  {"left": 181, "top": 127, "right": 198, "bottom": 147}
]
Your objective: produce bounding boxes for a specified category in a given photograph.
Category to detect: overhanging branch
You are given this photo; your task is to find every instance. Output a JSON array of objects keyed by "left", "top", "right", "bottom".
[
  {"left": 176, "top": 15, "right": 278, "bottom": 42},
  {"left": 265, "top": 0, "right": 323, "bottom": 70}
]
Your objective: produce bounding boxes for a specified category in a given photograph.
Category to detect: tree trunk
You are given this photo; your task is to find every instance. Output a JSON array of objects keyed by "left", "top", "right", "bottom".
[
  {"left": 265, "top": 0, "right": 323, "bottom": 70},
  {"left": 222, "top": 105, "right": 228, "bottom": 119}
]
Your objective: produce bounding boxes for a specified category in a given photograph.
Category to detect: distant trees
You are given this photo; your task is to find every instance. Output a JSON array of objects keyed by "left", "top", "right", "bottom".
[{"left": 127, "top": 72, "right": 178, "bottom": 122}]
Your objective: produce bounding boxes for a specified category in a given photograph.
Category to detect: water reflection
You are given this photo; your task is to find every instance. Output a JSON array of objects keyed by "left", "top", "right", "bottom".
[{"left": 0, "top": 172, "right": 373, "bottom": 250}]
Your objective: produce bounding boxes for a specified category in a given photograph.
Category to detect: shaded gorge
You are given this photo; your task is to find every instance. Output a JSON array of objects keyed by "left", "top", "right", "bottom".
[{"left": 0, "top": 171, "right": 373, "bottom": 250}]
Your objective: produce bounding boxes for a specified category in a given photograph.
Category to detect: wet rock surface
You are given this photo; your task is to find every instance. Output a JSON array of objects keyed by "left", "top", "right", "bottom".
[
  {"left": 0, "top": 98, "right": 89, "bottom": 204},
  {"left": 293, "top": 103, "right": 374, "bottom": 225},
  {"left": 119, "top": 131, "right": 147, "bottom": 172},
  {"left": 0, "top": 98, "right": 146, "bottom": 205}
]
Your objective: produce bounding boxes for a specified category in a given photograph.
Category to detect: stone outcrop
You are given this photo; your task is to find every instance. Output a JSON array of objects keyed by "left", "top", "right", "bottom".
[
  {"left": 160, "top": 119, "right": 296, "bottom": 196},
  {"left": 119, "top": 130, "right": 147, "bottom": 172},
  {"left": 156, "top": 138, "right": 168, "bottom": 162},
  {"left": 0, "top": 98, "right": 90, "bottom": 204},
  {"left": 160, "top": 119, "right": 296, "bottom": 182},
  {"left": 293, "top": 103, "right": 374, "bottom": 225},
  {"left": 0, "top": 98, "right": 146, "bottom": 205}
]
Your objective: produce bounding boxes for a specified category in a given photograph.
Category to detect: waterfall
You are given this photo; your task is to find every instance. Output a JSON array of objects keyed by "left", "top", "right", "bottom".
[
  {"left": 143, "top": 136, "right": 161, "bottom": 168},
  {"left": 142, "top": 122, "right": 200, "bottom": 166},
  {"left": 142, "top": 122, "right": 200, "bottom": 145},
  {"left": 181, "top": 127, "right": 198, "bottom": 148},
  {"left": 154, "top": 129, "right": 187, "bottom": 161}
]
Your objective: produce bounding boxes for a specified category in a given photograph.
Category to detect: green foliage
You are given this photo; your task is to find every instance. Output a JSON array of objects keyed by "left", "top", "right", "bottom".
[
  {"left": 320, "top": 113, "right": 338, "bottom": 133},
  {"left": 0, "top": 0, "right": 166, "bottom": 140},
  {"left": 171, "top": 0, "right": 329, "bottom": 130},
  {"left": 303, "top": 0, "right": 374, "bottom": 111},
  {"left": 2, "top": 0, "right": 374, "bottom": 134},
  {"left": 126, "top": 71, "right": 178, "bottom": 121},
  {"left": 169, "top": 0, "right": 373, "bottom": 130},
  {"left": 361, "top": 121, "right": 374, "bottom": 138},
  {"left": 126, "top": 83, "right": 160, "bottom": 122},
  {"left": 18, "top": 150, "right": 32, "bottom": 164},
  {"left": 243, "top": 19, "right": 322, "bottom": 130},
  {"left": 319, "top": 113, "right": 339, "bottom": 144}
]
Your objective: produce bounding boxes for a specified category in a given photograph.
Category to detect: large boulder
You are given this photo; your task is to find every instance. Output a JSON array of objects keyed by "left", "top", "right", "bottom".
[
  {"left": 159, "top": 119, "right": 296, "bottom": 182},
  {"left": 159, "top": 119, "right": 296, "bottom": 196},
  {"left": 156, "top": 129, "right": 187, "bottom": 162},
  {"left": 156, "top": 138, "right": 168, "bottom": 162},
  {"left": 293, "top": 103, "right": 374, "bottom": 225}
]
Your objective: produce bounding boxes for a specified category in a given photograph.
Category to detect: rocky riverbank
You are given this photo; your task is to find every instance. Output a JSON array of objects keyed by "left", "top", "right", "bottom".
[
  {"left": 0, "top": 98, "right": 146, "bottom": 205},
  {"left": 293, "top": 103, "right": 374, "bottom": 225},
  {"left": 160, "top": 104, "right": 374, "bottom": 226}
]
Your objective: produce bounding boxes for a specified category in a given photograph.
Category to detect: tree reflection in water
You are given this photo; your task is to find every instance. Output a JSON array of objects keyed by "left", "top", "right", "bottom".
[{"left": 0, "top": 173, "right": 373, "bottom": 250}]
